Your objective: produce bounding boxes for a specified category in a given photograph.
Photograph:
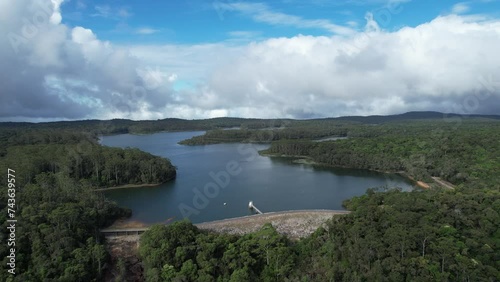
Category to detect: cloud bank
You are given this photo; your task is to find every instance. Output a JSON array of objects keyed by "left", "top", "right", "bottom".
[
  {"left": 194, "top": 14, "right": 500, "bottom": 118},
  {"left": 0, "top": 0, "right": 175, "bottom": 121},
  {"left": 0, "top": 0, "right": 499, "bottom": 121}
]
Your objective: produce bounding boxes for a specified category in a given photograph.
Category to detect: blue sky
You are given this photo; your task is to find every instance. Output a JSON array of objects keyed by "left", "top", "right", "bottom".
[
  {"left": 1, "top": 0, "right": 500, "bottom": 121},
  {"left": 59, "top": 0, "right": 500, "bottom": 44}
]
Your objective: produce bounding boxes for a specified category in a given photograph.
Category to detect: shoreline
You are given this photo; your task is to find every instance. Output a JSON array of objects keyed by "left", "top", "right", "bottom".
[
  {"left": 258, "top": 151, "right": 433, "bottom": 189},
  {"left": 178, "top": 139, "right": 273, "bottom": 146},
  {"left": 95, "top": 183, "right": 162, "bottom": 192},
  {"left": 260, "top": 152, "right": 413, "bottom": 177}
]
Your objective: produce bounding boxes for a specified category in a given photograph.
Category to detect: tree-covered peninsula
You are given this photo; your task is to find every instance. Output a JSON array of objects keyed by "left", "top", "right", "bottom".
[{"left": 0, "top": 129, "right": 176, "bottom": 281}]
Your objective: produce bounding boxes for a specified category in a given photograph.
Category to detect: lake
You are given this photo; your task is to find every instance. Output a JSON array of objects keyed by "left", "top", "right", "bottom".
[{"left": 100, "top": 131, "right": 415, "bottom": 224}]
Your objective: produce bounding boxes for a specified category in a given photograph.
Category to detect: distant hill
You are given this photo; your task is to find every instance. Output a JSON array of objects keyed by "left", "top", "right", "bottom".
[
  {"left": 0, "top": 112, "right": 498, "bottom": 134},
  {"left": 331, "top": 111, "right": 500, "bottom": 123}
]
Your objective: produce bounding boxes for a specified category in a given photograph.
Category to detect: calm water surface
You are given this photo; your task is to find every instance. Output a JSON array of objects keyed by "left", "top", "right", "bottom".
[{"left": 101, "top": 131, "right": 414, "bottom": 224}]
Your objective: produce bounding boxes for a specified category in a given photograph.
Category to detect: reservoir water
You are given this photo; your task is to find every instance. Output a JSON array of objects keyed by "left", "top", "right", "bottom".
[{"left": 100, "top": 131, "right": 415, "bottom": 224}]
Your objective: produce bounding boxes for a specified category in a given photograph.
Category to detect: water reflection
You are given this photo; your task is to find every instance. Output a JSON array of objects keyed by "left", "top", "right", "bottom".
[{"left": 101, "top": 132, "right": 415, "bottom": 224}]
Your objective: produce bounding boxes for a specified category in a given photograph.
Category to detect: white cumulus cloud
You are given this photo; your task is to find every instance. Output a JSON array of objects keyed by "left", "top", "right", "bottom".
[
  {"left": 180, "top": 15, "right": 500, "bottom": 118},
  {"left": 0, "top": 0, "right": 175, "bottom": 121},
  {"left": 0, "top": 0, "right": 499, "bottom": 121}
]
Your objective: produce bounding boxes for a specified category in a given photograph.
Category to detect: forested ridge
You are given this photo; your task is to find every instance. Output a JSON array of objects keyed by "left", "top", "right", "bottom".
[
  {"left": 180, "top": 118, "right": 500, "bottom": 189},
  {"left": 0, "top": 129, "right": 176, "bottom": 188},
  {"left": 3, "top": 111, "right": 497, "bottom": 137},
  {"left": 257, "top": 119, "right": 500, "bottom": 189},
  {"left": 177, "top": 125, "right": 350, "bottom": 145},
  {"left": 0, "top": 117, "right": 291, "bottom": 136}
]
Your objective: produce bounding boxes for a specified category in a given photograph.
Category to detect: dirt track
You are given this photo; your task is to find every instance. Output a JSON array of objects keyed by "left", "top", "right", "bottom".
[{"left": 431, "top": 177, "right": 456, "bottom": 190}]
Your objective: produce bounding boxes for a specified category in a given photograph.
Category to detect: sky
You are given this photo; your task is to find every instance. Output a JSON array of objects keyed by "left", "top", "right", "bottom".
[{"left": 1, "top": 0, "right": 499, "bottom": 121}]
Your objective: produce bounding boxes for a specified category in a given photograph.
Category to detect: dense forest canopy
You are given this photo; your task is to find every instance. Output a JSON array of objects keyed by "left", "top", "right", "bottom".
[
  {"left": 0, "top": 112, "right": 499, "bottom": 281},
  {"left": 0, "top": 172, "right": 131, "bottom": 281},
  {"left": 140, "top": 221, "right": 296, "bottom": 281},
  {"left": 0, "top": 130, "right": 176, "bottom": 188},
  {"left": 0, "top": 129, "right": 176, "bottom": 281},
  {"left": 139, "top": 187, "right": 500, "bottom": 281},
  {"left": 260, "top": 119, "right": 500, "bottom": 190}
]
